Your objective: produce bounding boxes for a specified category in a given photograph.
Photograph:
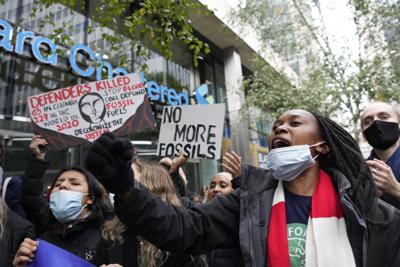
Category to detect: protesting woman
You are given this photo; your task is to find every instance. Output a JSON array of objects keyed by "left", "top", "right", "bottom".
[
  {"left": 85, "top": 110, "right": 400, "bottom": 267},
  {"left": 203, "top": 170, "right": 244, "bottom": 267},
  {"left": 203, "top": 172, "right": 233, "bottom": 203},
  {"left": 13, "top": 136, "right": 111, "bottom": 266}
]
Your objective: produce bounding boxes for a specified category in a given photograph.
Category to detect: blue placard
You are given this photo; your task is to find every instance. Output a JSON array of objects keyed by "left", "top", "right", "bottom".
[{"left": 27, "top": 239, "right": 95, "bottom": 267}]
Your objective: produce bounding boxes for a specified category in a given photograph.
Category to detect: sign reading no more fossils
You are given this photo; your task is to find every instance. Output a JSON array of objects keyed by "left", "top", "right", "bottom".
[{"left": 157, "top": 104, "right": 225, "bottom": 160}]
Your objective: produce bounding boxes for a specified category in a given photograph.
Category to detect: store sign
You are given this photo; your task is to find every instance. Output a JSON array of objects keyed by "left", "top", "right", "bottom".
[
  {"left": 0, "top": 18, "right": 128, "bottom": 80},
  {"left": 0, "top": 18, "right": 210, "bottom": 107},
  {"left": 157, "top": 104, "right": 225, "bottom": 159},
  {"left": 142, "top": 72, "right": 209, "bottom": 106}
]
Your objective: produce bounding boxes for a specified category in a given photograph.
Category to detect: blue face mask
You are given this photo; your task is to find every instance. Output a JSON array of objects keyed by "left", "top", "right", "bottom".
[
  {"left": 266, "top": 142, "right": 325, "bottom": 182},
  {"left": 49, "top": 190, "right": 89, "bottom": 223}
]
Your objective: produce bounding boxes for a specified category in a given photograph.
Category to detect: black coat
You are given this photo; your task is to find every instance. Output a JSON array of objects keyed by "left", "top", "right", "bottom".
[
  {"left": 94, "top": 209, "right": 206, "bottom": 266},
  {"left": 94, "top": 231, "right": 139, "bottom": 266},
  {"left": 95, "top": 234, "right": 206, "bottom": 266},
  {"left": 21, "top": 155, "right": 102, "bottom": 264},
  {"left": 205, "top": 175, "right": 244, "bottom": 267},
  {"left": 114, "top": 165, "right": 400, "bottom": 267},
  {"left": 0, "top": 207, "right": 34, "bottom": 267},
  {"left": 206, "top": 248, "right": 244, "bottom": 267},
  {"left": 1, "top": 175, "right": 26, "bottom": 218}
]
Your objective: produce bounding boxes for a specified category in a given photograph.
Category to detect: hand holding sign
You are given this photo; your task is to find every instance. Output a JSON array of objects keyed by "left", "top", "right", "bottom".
[
  {"left": 13, "top": 238, "right": 38, "bottom": 267},
  {"left": 28, "top": 136, "right": 48, "bottom": 160},
  {"left": 169, "top": 150, "right": 188, "bottom": 174},
  {"left": 23, "top": 239, "right": 95, "bottom": 267},
  {"left": 28, "top": 73, "right": 155, "bottom": 151}
]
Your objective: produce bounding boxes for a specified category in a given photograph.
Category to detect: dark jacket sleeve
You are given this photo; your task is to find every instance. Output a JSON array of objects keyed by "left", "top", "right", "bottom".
[
  {"left": 170, "top": 169, "right": 187, "bottom": 197},
  {"left": 115, "top": 181, "right": 241, "bottom": 255},
  {"left": 0, "top": 207, "right": 35, "bottom": 267},
  {"left": 231, "top": 175, "right": 242, "bottom": 190},
  {"left": 367, "top": 200, "right": 400, "bottom": 267},
  {"left": 385, "top": 207, "right": 400, "bottom": 266},
  {"left": 20, "top": 155, "right": 52, "bottom": 235},
  {"left": 7, "top": 207, "right": 35, "bottom": 263},
  {"left": 3, "top": 176, "right": 26, "bottom": 218}
]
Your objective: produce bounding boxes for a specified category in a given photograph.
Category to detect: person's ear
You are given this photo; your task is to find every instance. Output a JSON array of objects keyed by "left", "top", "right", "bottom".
[
  {"left": 315, "top": 142, "right": 330, "bottom": 155},
  {"left": 85, "top": 195, "right": 94, "bottom": 205}
]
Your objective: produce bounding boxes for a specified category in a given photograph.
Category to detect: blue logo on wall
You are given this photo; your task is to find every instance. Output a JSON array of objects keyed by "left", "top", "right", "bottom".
[
  {"left": 0, "top": 18, "right": 210, "bottom": 107},
  {"left": 0, "top": 19, "right": 128, "bottom": 80},
  {"left": 140, "top": 73, "right": 209, "bottom": 106},
  {"left": 194, "top": 84, "right": 209, "bottom": 105}
]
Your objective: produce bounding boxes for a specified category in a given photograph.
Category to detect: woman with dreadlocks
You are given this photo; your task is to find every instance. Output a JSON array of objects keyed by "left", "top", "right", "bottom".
[{"left": 85, "top": 110, "right": 400, "bottom": 267}]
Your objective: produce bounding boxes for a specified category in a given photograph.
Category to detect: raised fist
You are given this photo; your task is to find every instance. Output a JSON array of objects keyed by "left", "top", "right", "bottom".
[{"left": 85, "top": 132, "right": 134, "bottom": 193}]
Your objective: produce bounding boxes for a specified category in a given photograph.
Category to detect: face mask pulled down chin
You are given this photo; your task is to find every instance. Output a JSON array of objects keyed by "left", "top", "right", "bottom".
[
  {"left": 363, "top": 120, "right": 400, "bottom": 150},
  {"left": 267, "top": 143, "right": 323, "bottom": 182},
  {"left": 49, "top": 190, "right": 88, "bottom": 223}
]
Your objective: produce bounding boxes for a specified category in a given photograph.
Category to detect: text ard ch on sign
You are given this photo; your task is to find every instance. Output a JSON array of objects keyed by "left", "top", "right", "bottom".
[
  {"left": 27, "top": 73, "right": 155, "bottom": 151},
  {"left": 157, "top": 104, "right": 225, "bottom": 160}
]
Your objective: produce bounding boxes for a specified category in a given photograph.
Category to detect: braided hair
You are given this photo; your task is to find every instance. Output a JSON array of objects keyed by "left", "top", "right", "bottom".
[{"left": 311, "top": 112, "right": 376, "bottom": 219}]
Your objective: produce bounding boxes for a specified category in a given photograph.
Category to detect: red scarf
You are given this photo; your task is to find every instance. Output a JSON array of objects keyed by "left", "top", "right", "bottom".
[{"left": 267, "top": 170, "right": 355, "bottom": 267}]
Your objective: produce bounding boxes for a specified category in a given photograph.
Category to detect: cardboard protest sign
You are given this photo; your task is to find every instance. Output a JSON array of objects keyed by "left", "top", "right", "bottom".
[
  {"left": 157, "top": 104, "right": 225, "bottom": 159},
  {"left": 27, "top": 239, "right": 95, "bottom": 267},
  {"left": 28, "top": 73, "right": 155, "bottom": 151}
]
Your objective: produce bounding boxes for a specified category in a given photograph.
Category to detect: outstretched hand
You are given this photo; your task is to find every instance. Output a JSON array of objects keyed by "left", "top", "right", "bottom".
[
  {"left": 85, "top": 132, "right": 134, "bottom": 194},
  {"left": 222, "top": 151, "right": 242, "bottom": 178}
]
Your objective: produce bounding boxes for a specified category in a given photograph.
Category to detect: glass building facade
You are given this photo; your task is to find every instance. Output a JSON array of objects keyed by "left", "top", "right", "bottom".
[{"left": 0, "top": 0, "right": 274, "bottom": 193}]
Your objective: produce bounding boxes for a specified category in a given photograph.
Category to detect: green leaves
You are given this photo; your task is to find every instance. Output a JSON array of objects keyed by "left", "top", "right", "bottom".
[
  {"left": 25, "top": 0, "right": 212, "bottom": 69},
  {"left": 233, "top": 0, "right": 400, "bottom": 137},
  {"left": 122, "top": 0, "right": 210, "bottom": 66}
]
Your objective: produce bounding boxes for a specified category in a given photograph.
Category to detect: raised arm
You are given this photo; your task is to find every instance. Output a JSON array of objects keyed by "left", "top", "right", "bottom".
[
  {"left": 117, "top": 180, "right": 240, "bottom": 254},
  {"left": 85, "top": 132, "right": 241, "bottom": 254},
  {"left": 21, "top": 136, "right": 52, "bottom": 234}
]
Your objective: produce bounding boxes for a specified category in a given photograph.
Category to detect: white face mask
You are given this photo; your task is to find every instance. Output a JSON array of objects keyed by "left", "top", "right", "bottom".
[{"left": 266, "top": 142, "right": 325, "bottom": 182}]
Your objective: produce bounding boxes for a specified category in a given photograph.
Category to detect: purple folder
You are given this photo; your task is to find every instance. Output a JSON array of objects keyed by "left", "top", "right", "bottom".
[{"left": 27, "top": 239, "right": 95, "bottom": 267}]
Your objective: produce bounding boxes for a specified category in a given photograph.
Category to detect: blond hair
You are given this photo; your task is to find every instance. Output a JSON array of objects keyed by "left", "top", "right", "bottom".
[
  {"left": 136, "top": 159, "right": 181, "bottom": 206},
  {"left": 102, "top": 159, "right": 181, "bottom": 266}
]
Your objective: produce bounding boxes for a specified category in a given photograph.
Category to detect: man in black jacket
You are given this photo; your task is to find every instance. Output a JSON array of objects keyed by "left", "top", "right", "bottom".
[{"left": 361, "top": 102, "right": 400, "bottom": 208}]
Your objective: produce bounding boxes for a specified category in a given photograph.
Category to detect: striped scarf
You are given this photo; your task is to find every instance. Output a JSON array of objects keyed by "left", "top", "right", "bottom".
[{"left": 267, "top": 170, "right": 356, "bottom": 267}]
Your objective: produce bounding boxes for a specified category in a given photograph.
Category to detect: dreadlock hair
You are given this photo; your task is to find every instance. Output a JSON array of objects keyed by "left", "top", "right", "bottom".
[{"left": 311, "top": 112, "right": 376, "bottom": 220}]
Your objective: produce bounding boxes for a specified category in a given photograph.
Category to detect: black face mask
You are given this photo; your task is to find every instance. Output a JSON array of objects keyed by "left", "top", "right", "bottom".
[{"left": 363, "top": 120, "right": 400, "bottom": 150}]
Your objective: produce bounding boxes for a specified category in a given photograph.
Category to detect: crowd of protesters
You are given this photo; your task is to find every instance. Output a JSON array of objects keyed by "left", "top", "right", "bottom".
[{"left": 0, "top": 102, "right": 399, "bottom": 267}]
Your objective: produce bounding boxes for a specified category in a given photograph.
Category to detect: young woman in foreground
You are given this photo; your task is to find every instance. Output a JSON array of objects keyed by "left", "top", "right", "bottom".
[
  {"left": 86, "top": 110, "right": 400, "bottom": 267},
  {"left": 13, "top": 136, "right": 111, "bottom": 266}
]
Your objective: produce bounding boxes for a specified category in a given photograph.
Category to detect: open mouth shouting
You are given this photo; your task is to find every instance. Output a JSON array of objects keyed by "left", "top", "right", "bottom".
[{"left": 271, "top": 138, "right": 291, "bottom": 149}]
